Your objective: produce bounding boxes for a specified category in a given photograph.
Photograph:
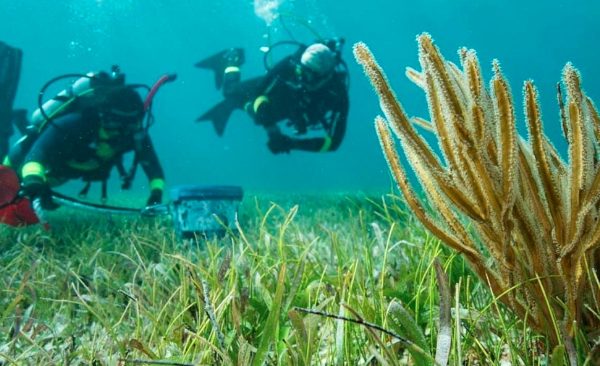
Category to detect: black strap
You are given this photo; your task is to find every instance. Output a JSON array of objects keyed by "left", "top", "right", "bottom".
[
  {"left": 121, "top": 152, "right": 138, "bottom": 190},
  {"left": 101, "top": 180, "right": 107, "bottom": 202}
]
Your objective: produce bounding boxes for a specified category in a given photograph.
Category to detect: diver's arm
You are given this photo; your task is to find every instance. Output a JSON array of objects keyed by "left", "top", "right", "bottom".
[
  {"left": 267, "top": 120, "right": 343, "bottom": 153},
  {"left": 286, "top": 86, "right": 349, "bottom": 153},
  {"left": 268, "top": 111, "right": 348, "bottom": 153},
  {"left": 137, "top": 134, "right": 165, "bottom": 201},
  {"left": 284, "top": 130, "right": 343, "bottom": 153},
  {"left": 319, "top": 87, "right": 349, "bottom": 152}
]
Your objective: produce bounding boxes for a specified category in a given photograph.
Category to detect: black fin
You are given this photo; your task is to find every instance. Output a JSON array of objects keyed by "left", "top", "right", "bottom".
[
  {"left": 195, "top": 48, "right": 244, "bottom": 89},
  {"left": 196, "top": 99, "right": 237, "bottom": 136},
  {"left": 0, "top": 41, "right": 23, "bottom": 158}
]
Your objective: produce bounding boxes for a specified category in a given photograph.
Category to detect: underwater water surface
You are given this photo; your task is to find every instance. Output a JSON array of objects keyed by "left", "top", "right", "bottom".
[{"left": 1, "top": 0, "right": 599, "bottom": 196}]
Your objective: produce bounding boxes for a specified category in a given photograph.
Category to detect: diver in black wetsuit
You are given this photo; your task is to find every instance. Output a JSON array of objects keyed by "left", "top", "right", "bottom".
[
  {"left": 196, "top": 40, "right": 349, "bottom": 154},
  {"left": 0, "top": 41, "right": 23, "bottom": 159},
  {"left": 2, "top": 80, "right": 166, "bottom": 210}
]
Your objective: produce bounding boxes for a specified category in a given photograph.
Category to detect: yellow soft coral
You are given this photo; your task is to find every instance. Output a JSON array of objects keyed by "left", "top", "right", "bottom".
[{"left": 355, "top": 33, "right": 600, "bottom": 353}]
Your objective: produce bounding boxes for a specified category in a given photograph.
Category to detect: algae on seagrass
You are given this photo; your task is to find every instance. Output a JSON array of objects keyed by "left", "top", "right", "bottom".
[{"left": 354, "top": 33, "right": 600, "bottom": 349}]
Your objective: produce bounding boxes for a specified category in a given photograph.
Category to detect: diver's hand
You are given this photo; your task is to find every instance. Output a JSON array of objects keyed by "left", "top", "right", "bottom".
[
  {"left": 20, "top": 175, "right": 50, "bottom": 199},
  {"left": 20, "top": 176, "right": 58, "bottom": 210},
  {"left": 146, "top": 189, "right": 163, "bottom": 206},
  {"left": 267, "top": 132, "right": 294, "bottom": 154}
]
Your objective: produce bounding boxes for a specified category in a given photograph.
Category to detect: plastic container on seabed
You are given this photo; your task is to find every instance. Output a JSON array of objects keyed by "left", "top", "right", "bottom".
[{"left": 169, "top": 185, "right": 244, "bottom": 239}]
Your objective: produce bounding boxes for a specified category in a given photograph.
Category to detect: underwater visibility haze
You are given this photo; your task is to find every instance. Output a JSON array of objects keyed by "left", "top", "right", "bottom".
[
  {"left": 3, "top": 1, "right": 600, "bottom": 364},
  {"left": 1, "top": 0, "right": 599, "bottom": 197}
]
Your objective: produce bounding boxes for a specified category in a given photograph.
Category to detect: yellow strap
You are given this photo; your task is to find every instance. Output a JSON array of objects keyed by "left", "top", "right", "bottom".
[
  {"left": 253, "top": 95, "right": 269, "bottom": 114},
  {"left": 21, "top": 161, "right": 46, "bottom": 180},
  {"left": 2, "top": 156, "right": 11, "bottom": 167},
  {"left": 224, "top": 66, "right": 240, "bottom": 74},
  {"left": 319, "top": 136, "right": 333, "bottom": 152},
  {"left": 150, "top": 178, "right": 165, "bottom": 191}
]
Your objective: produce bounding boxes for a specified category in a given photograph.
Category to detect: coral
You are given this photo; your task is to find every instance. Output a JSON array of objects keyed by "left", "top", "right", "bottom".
[{"left": 354, "top": 33, "right": 600, "bottom": 351}]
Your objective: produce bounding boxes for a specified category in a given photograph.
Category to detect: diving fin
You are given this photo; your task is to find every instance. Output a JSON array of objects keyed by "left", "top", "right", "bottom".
[
  {"left": 11, "top": 109, "right": 28, "bottom": 135},
  {"left": 196, "top": 99, "right": 237, "bottom": 136},
  {"left": 0, "top": 41, "right": 23, "bottom": 158},
  {"left": 195, "top": 48, "right": 244, "bottom": 89},
  {"left": 0, "top": 165, "right": 19, "bottom": 206}
]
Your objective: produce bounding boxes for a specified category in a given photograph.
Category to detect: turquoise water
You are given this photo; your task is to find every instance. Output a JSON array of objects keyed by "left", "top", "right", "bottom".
[{"left": 1, "top": 0, "right": 599, "bottom": 195}]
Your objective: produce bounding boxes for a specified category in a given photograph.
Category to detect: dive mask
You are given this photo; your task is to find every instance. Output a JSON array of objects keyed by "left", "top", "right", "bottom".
[
  {"left": 101, "top": 108, "right": 143, "bottom": 133},
  {"left": 297, "top": 64, "right": 333, "bottom": 91}
]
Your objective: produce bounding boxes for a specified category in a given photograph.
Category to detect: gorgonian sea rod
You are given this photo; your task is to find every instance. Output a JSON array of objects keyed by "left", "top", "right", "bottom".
[{"left": 354, "top": 33, "right": 600, "bottom": 350}]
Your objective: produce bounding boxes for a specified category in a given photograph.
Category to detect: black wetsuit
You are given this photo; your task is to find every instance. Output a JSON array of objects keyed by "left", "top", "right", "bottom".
[
  {"left": 224, "top": 54, "right": 349, "bottom": 153},
  {"left": 5, "top": 109, "right": 164, "bottom": 190}
]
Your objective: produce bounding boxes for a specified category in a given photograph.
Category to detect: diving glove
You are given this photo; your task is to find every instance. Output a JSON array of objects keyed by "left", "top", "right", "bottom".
[{"left": 267, "top": 132, "right": 294, "bottom": 154}]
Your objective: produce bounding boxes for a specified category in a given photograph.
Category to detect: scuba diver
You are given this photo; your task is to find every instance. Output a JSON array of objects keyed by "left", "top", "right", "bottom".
[
  {"left": 195, "top": 38, "right": 349, "bottom": 154},
  {"left": 0, "top": 61, "right": 172, "bottom": 227}
]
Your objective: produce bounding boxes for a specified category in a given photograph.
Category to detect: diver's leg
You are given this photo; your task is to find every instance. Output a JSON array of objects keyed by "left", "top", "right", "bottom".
[
  {"left": 195, "top": 48, "right": 244, "bottom": 93},
  {"left": 0, "top": 41, "right": 23, "bottom": 158},
  {"left": 221, "top": 49, "right": 244, "bottom": 98}
]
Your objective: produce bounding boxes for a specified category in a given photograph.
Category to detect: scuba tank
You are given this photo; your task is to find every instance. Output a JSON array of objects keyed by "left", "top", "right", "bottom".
[{"left": 28, "top": 65, "right": 126, "bottom": 135}]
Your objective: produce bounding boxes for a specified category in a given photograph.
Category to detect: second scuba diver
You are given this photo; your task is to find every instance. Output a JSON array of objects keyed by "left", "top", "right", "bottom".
[
  {"left": 195, "top": 39, "right": 350, "bottom": 154},
  {"left": 0, "top": 65, "right": 168, "bottom": 227}
]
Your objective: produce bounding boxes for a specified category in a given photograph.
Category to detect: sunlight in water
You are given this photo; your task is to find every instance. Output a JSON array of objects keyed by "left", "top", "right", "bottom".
[{"left": 254, "top": 0, "right": 282, "bottom": 25}]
